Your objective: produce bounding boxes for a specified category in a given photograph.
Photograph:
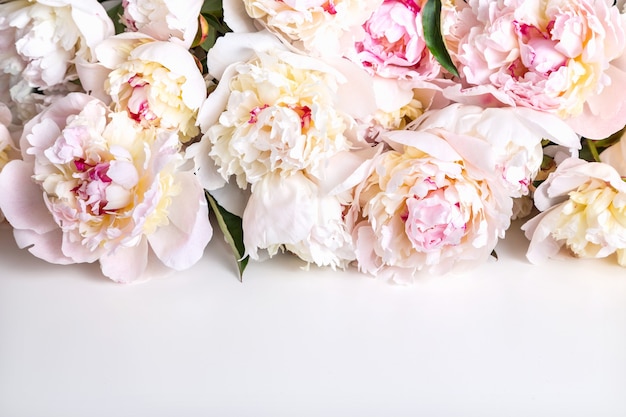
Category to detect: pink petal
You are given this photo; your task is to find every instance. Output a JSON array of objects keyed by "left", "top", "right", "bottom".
[
  {"left": 99, "top": 238, "right": 149, "bottom": 283},
  {"left": 0, "top": 160, "right": 57, "bottom": 234},
  {"left": 14, "top": 228, "right": 73, "bottom": 265},
  {"left": 148, "top": 173, "right": 212, "bottom": 270}
]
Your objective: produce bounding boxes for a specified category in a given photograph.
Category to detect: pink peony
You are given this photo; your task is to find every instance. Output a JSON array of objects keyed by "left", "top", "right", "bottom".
[
  {"left": 351, "top": 0, "right": 440, "bottom": 81},
  {"left": 0, "top": 93, "right": 212, "bottom": 283},
  {"left": 447, "top": 0, "right": 626, "bottom": 139},
  {"left": 351, "top": 129, "right": 513, "bottom": 283}
]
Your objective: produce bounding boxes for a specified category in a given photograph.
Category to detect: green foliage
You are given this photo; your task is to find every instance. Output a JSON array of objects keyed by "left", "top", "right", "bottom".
[
  {"left": 422, "top": 0, "right": 459, "bottom": 77},
  {"left": 206, "top": 192, "right": 249, "bottom": 281},
  {"left": 105, "top": 2, "right": 126, "bottom": 35},
  {"left": 199, "top": 0, "right": 231, "bottom": 52}
]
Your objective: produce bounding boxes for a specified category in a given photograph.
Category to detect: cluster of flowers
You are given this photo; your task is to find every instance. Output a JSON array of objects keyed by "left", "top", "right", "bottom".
[{"left": 1, "top": 0, "right": 626, "bottom": 284}]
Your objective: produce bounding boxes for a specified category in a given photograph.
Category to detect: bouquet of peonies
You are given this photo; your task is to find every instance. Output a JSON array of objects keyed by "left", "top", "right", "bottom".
[{"left": 1, "top": 0, "right": 626, "bottom": 284}]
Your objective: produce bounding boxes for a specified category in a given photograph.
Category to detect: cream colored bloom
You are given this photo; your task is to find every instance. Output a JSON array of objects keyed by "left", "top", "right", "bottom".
[
  {"left": 523, "top": 157, "right": 626, "bottom": 265},
  {"left": 202, "top": 45, "right": 353, "bottom": 188},
  {"left": 95, "top": 33, "right": 206, "bottom": 143},
  {"left": 188, "top": 31, "right": 379, "bottom": 268}
]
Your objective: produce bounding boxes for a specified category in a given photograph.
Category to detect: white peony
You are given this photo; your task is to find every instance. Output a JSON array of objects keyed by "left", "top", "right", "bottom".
[
  {"left": 188, "top": 31, "right": 379, "bottom": 268},
  {"left": 121, "top": 0, "right": 204, "bottom": 48},
  {"left": 411, "top": 103, "right": 581, "bottom": 198},
  {"left": 0, "top": 0, "right": 113, "bottom": 122}
]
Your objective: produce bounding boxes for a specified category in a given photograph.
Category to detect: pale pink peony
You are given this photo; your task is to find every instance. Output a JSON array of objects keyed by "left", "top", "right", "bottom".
[
  {"left": 350, "top": 0, "right": 440, "bottom": 81},
  {"left": 523, "top": 156, "right": 626, "bottom": 265},
  {"left": 352, "top": 129, "right": 513, "bottom": 283},
  {"left": 120, "top": 0, "right": 204, "bottom": 48},
  {"left": 0, "top": 93, "right": 212, "bottom": 283},
  {"left": 447, "top": 0, "right": 626, "bottom": 139}
]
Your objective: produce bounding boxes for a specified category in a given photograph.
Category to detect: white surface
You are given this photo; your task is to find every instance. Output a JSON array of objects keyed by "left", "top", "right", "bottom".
[{"left": 1, "top": 220, "right": 625, "bottom": 417}]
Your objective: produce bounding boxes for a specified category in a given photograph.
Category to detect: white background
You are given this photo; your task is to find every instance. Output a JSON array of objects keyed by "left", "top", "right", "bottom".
[{"left": 1, "top": 220, "right": 625, "bottom": 417}]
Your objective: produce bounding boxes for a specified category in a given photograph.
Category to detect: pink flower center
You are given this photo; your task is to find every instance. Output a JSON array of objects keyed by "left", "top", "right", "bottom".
[
  {"left": 508, "top": 20, "right": 566, "bottom": 79},
  {"left": 354, "top": 0, "right": 434, "bottom": 78},
  {"left": 290, "top": 104, "right": 312, "bottom": 129},
  {"left": 72, "top": 158, "right": 113, "bottom": 216},
  {"left": 248, "top": 104, "right": 270, "bottom": 124},
  {"left": 248, "top": 104, "right": 312, "bottom": 130},
  {"left": 402, "top": 190, "right": 466, "bottom": 252},
  {"left": 322, "top": 0, "right": 337, "bottom": 14},
  {"left": 127, "top": 76, "right": 158, "bottom": 123}
]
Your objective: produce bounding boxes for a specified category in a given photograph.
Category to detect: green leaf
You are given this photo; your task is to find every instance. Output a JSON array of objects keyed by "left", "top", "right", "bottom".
[
  {"left": 201, "top": 0, "right": 224, "bottom": 14},
  {"left": 203, "top": 12, "right": 231, "bottom": 35},
  {"left": 206, "top": 192, "right": 249, "bottom": 281},
  {"left": 105, "top": 2, "right": 126, "bottom": 35},
  {"left": 422, "top": 0, "right": 459, "bottom": 77}
]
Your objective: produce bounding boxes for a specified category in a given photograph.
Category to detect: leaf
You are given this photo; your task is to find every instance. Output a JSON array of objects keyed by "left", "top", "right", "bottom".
[
  {"left": 201, "top": 0, "right": 224, "bottom": 14},
  {"left": 206, "top": 192, "right": 249, "bottom": 281},
  {"left": 422, "top": 0, "right": 459, "bottom": 77},
  {"left": 105, "top": 2, "right": 126, "bottom": 35}
]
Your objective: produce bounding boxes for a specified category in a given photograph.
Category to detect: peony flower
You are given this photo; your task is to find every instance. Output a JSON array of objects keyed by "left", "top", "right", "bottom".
[
  {"left": 447, "top": 0, "right": 626, "bottom": 139},
  {"left": 93, "top": 33, "right": 207, "bottom": 143},
  {"left": 120, "top": 0, "right": 204, "bottom": 48},
  {"left": 190, "top": 31, "right": 377, "bottom": 190},
  {"left": 239, "top": 0, "right": 383, "bottom": 57},
  {"left": 203, "top": 53, "right": 352, "bottom": 188},
  {"left": 411, "top": 103, "right": 581, "bottom": 198},
  {"left": 352, "top": 129, "right": 513, "bottom": 283},
  {"left": 523, "top": 156, "right": 626, "bottom": 265},
  {"left": 0, "top": 93, "right": 212, "bottom": 283},
  {"left": 0, "top": 0, "right": 114, "bottom": 122},
  {"left": 188, "top": 31, "right": 379, "bottom": 268},
  {"left": 349, "top": 0, "right": 440, "bottom": 81}
]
